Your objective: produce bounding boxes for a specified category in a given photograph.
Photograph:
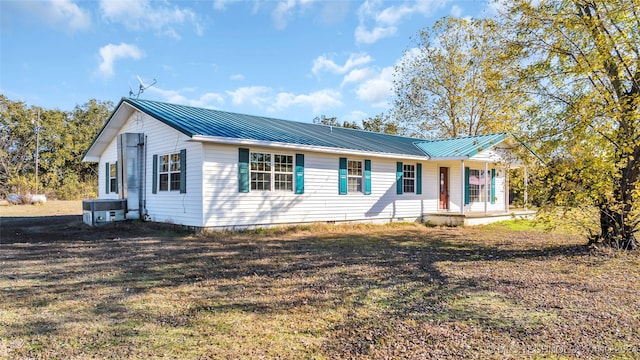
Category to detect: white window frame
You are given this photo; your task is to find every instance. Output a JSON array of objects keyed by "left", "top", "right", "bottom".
[
  {"left": 469, "top": 169, "right": 491, "bottom": 203},
  {"left": 250, "top": 152, "right": 294, "bottom": 192},
  {"left": 347, "top": 159, "right": 363, "bottom": 193},
  {"left": 109, "top": 163, "right": 117, "bottom": 193},
  {"left": 159, "top": 152, "right": 181, "bottom": 192},
  {"left": 403, "top": 164, "right": 415, "bottom": 193}
]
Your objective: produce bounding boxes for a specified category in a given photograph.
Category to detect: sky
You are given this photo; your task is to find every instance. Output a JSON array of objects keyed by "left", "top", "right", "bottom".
[{"left": 1, "top": 0, "right": 495, "bottom": 124}]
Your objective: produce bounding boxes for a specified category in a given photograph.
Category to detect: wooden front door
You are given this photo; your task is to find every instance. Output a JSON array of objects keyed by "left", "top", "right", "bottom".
[{"left": 439, "top": 167, "right": 449, "bottom": 210}]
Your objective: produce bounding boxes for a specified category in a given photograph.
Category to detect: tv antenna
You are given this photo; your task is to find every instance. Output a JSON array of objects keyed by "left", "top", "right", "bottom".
[{"left": 129, "top": 75, "right": 157, "bottom": 98}]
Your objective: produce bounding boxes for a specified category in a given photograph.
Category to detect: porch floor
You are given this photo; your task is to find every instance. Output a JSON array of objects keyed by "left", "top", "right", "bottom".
[{"left": 424, "top": 209, "right": 536, "bottom": 226}]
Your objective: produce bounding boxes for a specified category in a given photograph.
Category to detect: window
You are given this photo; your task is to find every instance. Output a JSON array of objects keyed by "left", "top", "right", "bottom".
[
  {"left": 250, "top": 152, "right": 293, "bottom": 191},
  {"left": 347, "top": 160, "right": 363, "bottom": 193},
  {"left": 274, "top": 154, "right": 293, "bottom": 191},
  {"left": 105, "top": 161, "right": 118, "bottom": 194},
  {"left": 469, "top": 169, "right": 491, "bottom": 202},
  {"left": 159, "top": 153, "right": 181, "bottom": 191},
  {"left": 403, "top": 164, "right": 415, "bottom": 193},
  {"left": 109, "top": 163, "right": 117, "bottom": 193}
]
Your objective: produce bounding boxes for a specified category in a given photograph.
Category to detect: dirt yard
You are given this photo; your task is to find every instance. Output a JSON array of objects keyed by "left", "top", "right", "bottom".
[{"left": 1, "top": 202, "right": 639, "bottom": 359}]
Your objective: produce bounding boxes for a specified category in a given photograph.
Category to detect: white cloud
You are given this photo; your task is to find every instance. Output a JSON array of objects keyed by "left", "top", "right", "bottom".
[
  {"left": 312, "top": 53, "right": 373, "bottom": 76},
  {"left": 97, "top": 43, "right": 144, "bottom": 78},
  {"left": 355, "top": 66, "right": 395, "bottom": 108},
  {"left": 272, "top": 0, "right": 316, "bottom": 30},
  {"left": 354, "top": 25, "right": 397, "bottom": 44},
  {"left": 21, "top": 0, "right": 91, "bottom": 31},
  {"left": 272, "top": 0, "right": 297, "bottom": 30},
  {"left": 213, "top": 0, "right": 242, "bottom": 10},
  {"left": 355, "top": 0, "right": 448, "bottom": 44},
  {"left": 342, "top": 110, "right": 369, "bottom": 124},
  {"left": 450, "top": 4, "right": 463, "bottom": 18},
  {"left": 99, "top": 0, "right": 200, "bottom": 39},
  {"left": 272, "top": 89, "right": 342, "bottom": 114},
  {"left": 226, "top": 86, "right": 272, "bottom": 106},
  {"left": 341, "top": 67, "right": 377, "bottom": 86},
  {"left": 230, "top": 74, "right": 246, "bottom": 81},
  {"left": 149, "top": 87, "right": 225, "bottom": 108}
]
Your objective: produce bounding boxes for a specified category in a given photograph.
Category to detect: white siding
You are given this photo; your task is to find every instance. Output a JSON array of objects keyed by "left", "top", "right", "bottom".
[
  {"left": 95, "top": 113, "right": 513, "bottom": 228},
  {"left": 97, "top": 112, "right": 204, "bottom": 227},
  {"left": 202, "top": 144, "right": 434, "bottom": 228}
]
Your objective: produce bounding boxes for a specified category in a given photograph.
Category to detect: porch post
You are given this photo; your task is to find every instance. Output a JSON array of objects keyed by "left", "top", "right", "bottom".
[
  {"left": 524, "top": 166, "right": 529, "bottom": 210},
  {"left": 484, "top": 162, "right": 488, "bottom": 214},
  {"left": 460, "top": 160, "right": 465, "bottom": 215},
  {"left": 504, "top": 164, "right": 510, "bottom": 212}
]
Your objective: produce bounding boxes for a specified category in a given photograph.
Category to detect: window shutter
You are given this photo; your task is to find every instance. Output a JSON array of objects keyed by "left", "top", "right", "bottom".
[
  {"left": 295, "top": 153, "right": 304, "bottom": 194},
  {"left": 238, "top": 148, "right": 250, "bottom": 193},
  {"left": 416, "top": 163, "right": 422, "bottom": 195},
  {"left": 339, "top": 157, "right": 347, "bottom": 195},
  {"left": 464, "top": 167, "right": 470, "bottom": 205},
  {"left": 105, "top": 162, "right": 110, "bottom": 194},
  {"left": 364, "top": 159, "right": 371, "bottom": 195},
  {"left": 396, "top": 162, "right": 403, "bottom": 195},
  {"left": 114, "top": 161, "right": 119, "bottom": 193},
  {"left": 180, "top": 149, "right": 187, "bottom": 194},
  {"left": 152, "top": 155, "right": 158, "bottom": 194},
  {"left": 491, "top": 168, "right": 496, "bottom": 204}
]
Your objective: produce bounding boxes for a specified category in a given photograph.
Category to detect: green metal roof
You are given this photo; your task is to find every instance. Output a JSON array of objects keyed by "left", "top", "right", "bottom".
[
  {"left": 85, "top": 98, "right": 523, "bottom": 162},
  {"left": 414, "top": 133, "right": 510, "bottom": 159},
  {"left": 123, "top": 98, "right": 428, "bottom": 156}
]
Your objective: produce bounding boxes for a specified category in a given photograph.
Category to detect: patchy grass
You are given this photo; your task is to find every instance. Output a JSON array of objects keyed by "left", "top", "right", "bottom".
[
  {"left": 0, "top": 200, "right": 82, "bottom": 217},
  {"left": 1, "top": 215, "right": 639, "bottom": 359}
]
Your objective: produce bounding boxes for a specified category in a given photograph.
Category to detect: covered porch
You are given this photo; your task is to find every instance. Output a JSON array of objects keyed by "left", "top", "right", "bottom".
[
  {"left": 423, "top": 209, "right": 536, "bottom": 226},
  {"left": 416, "top": 133, "right": 541, "bottom": 226}
]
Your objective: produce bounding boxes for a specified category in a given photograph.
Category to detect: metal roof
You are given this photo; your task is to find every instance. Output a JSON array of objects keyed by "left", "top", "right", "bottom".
[
  {"left": 84, "top": 98, "right": 523, "bottom": 162},
  {"left": 124, "top": 98, "right": 428, "bottom": 157},
  {"left": 414, "top": 133, "right": 510, "bottom": 159}
]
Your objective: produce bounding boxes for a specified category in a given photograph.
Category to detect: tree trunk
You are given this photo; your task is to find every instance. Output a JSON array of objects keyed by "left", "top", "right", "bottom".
[{"left": 593, "top": 205, "right": 638, "bottom": 250}]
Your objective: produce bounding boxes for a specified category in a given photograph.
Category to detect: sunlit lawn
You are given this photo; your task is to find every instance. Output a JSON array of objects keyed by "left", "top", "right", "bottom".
[{"left": 1, "top": 215, "right": 639, "bottom": 359}]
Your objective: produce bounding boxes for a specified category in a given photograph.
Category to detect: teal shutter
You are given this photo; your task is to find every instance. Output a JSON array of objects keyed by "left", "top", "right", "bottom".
[
  {"left": 491, "top": 168, "right": 496, "bottom": 204},
  {"left": 416, "top": 163, "right": 422, "bottom": 195},
  {"left": 396, "top": 162, "right": 403, "bottom": 195},
  {"left": 180, "top": 149, "right": 187, "bottom": 194},
  {"left": 364, "top": 159, "right": 371, "bottom": 195},
  {"left": 239, "top": 148, "right": 249, "bottom": 193},
  {"left": 295, "top": 153, "right": 304, "bottom": 194},
  {"left": 114, "top": 161, "right": 119, "bottom": 193},
  {"left": 464, "top": 167, "right": 470, "bottom": 205},
  {"left": 339, "top": 157, "right": 347, "bottom": 195},
  {"left": 152, "top": 155, "right": 158, "bottom": 194},
  {"left": 105, "top": 162, "right": 110, "bottom": 194}
]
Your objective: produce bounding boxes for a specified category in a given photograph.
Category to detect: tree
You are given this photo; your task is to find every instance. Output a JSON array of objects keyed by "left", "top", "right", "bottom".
[
  {"left": 503, "top": 0, "right": 640, "bottom": 249},
  {"left": 393, "top": 17, "right": 527, "bottom": 139},
  {"left": 362, "top": 113, "right": 399, "bottom": 135},
  {"left": 0, "top": 95, "right": 112, "bottom": 199},
  {"left": 312, "top": 115, "right": 361, "bottom": 130}
]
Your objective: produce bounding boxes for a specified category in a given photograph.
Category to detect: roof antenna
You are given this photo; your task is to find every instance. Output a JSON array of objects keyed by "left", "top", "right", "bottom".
[{"left": 129, "top": 75, "right": 157, "bottom": 98}]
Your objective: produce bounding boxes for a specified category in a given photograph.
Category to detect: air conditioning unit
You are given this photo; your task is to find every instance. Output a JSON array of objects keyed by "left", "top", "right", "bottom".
[{"left": 82, "top": 199, "right": 127, "bottom": 226}]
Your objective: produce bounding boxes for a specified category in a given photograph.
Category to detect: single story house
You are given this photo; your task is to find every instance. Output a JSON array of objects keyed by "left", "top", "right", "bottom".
[{"left": 82, "top": 98, "right": 536, "bottom": 229}]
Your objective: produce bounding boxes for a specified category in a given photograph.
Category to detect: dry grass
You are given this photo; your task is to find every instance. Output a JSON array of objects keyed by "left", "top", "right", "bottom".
[
  {"left": 1, "top": 209, "right": 639, "bottom": 359},
  {"left": 0, "top": 200, "right": 82, "bottom": 217}
]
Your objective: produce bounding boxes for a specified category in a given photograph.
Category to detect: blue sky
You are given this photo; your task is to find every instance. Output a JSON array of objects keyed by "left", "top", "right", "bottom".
[{"left": 1, "top": 0, "right": 494, "bottom": 124}]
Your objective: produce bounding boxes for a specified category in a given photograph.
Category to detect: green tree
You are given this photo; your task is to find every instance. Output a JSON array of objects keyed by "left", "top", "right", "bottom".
[
  {"left": 312, "top": 115, "right": 361, "bottom": 130},
  {"left": 362, "top": 113, "right": 399, "bottom": 135},
  {"left": 0, "top": 95, "right": 38, "bottom": 196},
  {"left": 0, "top": 95, "right": 112, "bottom": 199},
  {"left": 504, "top": 0, "right": 640, "bottom": 249},
  {"left": 393, "top": 17, "right": 527, "bottom": 139}
]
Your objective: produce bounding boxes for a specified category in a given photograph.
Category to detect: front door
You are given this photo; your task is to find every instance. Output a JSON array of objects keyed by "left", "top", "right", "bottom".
[{"left": 439, "top": 167, "right": 449, "bottom": 210}]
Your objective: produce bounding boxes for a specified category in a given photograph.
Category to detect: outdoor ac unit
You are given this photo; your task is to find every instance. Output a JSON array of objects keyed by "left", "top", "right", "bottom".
[{"left": 82, "top": 199, "right": 127, "bottom": 226}]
